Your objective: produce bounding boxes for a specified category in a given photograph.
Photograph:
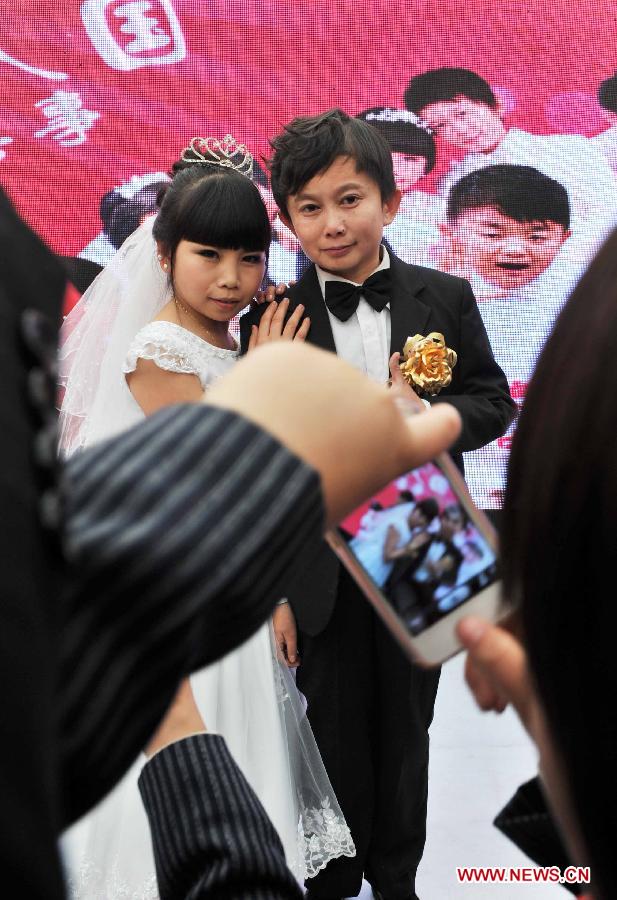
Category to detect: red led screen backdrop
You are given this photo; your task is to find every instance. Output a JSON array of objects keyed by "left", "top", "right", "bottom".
[{"left": 1, "top": 0, "right": 616, "bottom": 506}]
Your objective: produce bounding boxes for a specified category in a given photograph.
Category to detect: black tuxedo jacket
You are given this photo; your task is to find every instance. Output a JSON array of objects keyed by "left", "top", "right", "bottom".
[
  {"left": 0, "top": 189, "right": 325, "bottom": 898},
  {"left": 240, "top": 255, "right": 515, "bottom": 635}
]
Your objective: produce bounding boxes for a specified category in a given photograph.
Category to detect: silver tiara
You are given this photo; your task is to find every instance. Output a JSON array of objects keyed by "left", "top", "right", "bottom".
[
  {"left": 365, "top": 108, "right": 433, "bottom": 134},
  {"left": 181, "top": 135, "right": 254, "bottom": 179}
]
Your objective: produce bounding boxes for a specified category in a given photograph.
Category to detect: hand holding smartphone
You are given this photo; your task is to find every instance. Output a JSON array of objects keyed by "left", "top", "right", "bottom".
[{"left": 327, "top": 453, "right": 507, "bottom": 667}]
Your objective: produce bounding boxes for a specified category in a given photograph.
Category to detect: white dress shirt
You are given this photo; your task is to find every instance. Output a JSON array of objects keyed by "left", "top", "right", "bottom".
[{"left": 316, "top": 247, "right": 391, "bottom": 384}]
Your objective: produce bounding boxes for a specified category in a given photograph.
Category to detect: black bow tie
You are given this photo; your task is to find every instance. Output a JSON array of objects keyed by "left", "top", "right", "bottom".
[{"left": 324, "top": 269, "right": 391, "bottom": 322}]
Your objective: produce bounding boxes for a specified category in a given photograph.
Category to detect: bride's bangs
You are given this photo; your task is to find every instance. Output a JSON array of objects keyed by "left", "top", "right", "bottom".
[{"left": 180, "top": 172, "right": 271, "bottom": 252}]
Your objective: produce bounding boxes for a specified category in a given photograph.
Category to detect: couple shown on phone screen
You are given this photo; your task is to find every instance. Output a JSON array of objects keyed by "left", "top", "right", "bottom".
[{"left": 346, "top": 461, "right": 498, "bottom": 638}]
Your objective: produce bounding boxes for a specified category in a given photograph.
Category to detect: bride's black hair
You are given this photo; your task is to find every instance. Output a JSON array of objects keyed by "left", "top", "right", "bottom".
[{"left": 153, "top": 162, "right": 271, "bottom": 260}]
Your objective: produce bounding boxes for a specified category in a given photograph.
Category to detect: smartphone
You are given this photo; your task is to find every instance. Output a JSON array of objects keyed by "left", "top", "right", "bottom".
[{"left": 326, "top": 453, "right": 506, "bottom": 667}]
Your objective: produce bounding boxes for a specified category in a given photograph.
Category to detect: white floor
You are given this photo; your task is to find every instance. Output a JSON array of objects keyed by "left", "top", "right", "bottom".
[{"left": 352, "top": 654, "right": 564, "bottom": 899}]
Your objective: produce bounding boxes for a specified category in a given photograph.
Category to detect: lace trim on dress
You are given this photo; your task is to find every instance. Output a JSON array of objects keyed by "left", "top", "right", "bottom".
[
  {"left": 124, "top": 321, "right": 238, "bottom": 381},
  {"left": 125, "top": 340, "right": 203, "bottom": 379},
  {"left": 270, "top": 632, "right": 356, "bottom": 880},
  {"left": 66, "top": 862, "right": 159, "bottom": 900},
  {"left": 302, "top": 797, "right": 357, "bottom": 879}
]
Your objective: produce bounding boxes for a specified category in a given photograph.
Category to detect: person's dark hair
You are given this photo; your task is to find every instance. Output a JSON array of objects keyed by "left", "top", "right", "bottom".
[
  {"left": 268, "top": 108, "right": 396, "bottom": 218},
  {"left": 502, "top": 227, "right": 617, "bottom": 899},
  {"left": 100, "top": 182, "right": 169, "bottom": 249},
  {"left": 598, "top": 73, "right": 617, "bottom": 113},
  {"left": 442, "top": 503, "right": 468, "bottom": 528},
  {"left": 414, "top": 497, "right": 439, "bottom": 523},
  {"left": 447, "top": 165, "right": 571, "bottom": 230},
  {"left": 152, "top": 164, "right": 271, "bottom": 267},
  {"left": 404, "top": 67, "right": 497, "bottom": 114},
  {"left": 355, "top": 108, "right": 436, "bottom": 174}
]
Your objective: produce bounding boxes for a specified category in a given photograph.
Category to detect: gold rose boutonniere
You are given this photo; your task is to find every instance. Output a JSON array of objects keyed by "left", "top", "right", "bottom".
[{"left": 399, "top": 332, "right": 457, "bottom": 396}]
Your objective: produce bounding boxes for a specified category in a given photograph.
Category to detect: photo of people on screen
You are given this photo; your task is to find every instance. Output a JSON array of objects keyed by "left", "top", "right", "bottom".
[{"left": 345, "top": 463, "right": 497, "bottom": 635}]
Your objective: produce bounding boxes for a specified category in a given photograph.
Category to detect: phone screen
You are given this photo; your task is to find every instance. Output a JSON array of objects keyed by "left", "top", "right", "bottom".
[{"left": 337, "top": 460, "right": 499, "bottom": 637}]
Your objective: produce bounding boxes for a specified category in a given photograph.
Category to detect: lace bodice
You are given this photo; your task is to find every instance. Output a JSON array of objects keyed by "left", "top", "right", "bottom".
[{"left": 124, "top": 320, "right": 239, "bottom": 390}]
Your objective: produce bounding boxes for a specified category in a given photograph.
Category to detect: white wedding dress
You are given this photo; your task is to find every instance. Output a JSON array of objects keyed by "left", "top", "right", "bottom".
[{"left": 61, "top": 319, "right": 355, "bottom": 897}]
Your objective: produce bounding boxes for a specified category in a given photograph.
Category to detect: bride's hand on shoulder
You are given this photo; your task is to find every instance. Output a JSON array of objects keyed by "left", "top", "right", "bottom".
[{"left": 248, "top": 297, "right": 310, "bottom": 350}]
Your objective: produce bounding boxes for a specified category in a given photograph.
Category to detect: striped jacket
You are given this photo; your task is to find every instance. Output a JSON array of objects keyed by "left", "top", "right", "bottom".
[{"left": 139, "top": 733, "right": 303, "bottom": 899}]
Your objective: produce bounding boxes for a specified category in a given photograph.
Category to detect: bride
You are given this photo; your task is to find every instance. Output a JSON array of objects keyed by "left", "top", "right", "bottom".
[{"left": 59, "top": 136, "right": 355, "bottom": 897}]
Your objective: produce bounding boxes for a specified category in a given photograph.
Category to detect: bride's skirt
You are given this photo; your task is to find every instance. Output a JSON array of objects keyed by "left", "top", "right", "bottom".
[{"left": 62, "top": 621, "right": 356, "bottom": 897}]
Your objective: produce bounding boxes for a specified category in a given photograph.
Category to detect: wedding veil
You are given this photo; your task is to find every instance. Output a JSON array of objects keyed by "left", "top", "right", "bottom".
[{"left": 58, "top": 217, "right": 170, "bottom": 455}]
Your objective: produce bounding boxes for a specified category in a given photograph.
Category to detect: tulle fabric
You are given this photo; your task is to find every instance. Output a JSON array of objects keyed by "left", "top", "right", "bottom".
[
  {"left": 58, "top": 222, "right": 356, "bottom": 893},
  {"left": 58, "top": 217, "right": 169, "bottom": 455},
  {"left": 63, "top": 624, "right": 356, "bottom": 896}
]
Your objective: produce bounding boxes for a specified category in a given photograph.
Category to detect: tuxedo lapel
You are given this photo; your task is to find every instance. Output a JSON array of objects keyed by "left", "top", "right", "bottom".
[
  {"left": 388, "top": 255, "right": 432, "bottom": 357},
  {"left": 292, "top": 266, "right": 337, "bottom": 354},
  {"left": 292, "top": 258, "right": 432, "bottom": 357}
]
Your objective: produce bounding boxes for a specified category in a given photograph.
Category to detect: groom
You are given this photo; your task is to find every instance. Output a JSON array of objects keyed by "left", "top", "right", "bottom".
[{"left": 241, "top": 109, "right": 515, "bottom": 899}]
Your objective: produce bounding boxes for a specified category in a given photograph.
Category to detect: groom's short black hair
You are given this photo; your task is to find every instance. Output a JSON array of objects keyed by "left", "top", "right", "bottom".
[
  {"left": 414, "top": 498, "right": 439, "bottom": 522},
  {"left": 268, "top": 108, "right": 396, "bottom": 219}
]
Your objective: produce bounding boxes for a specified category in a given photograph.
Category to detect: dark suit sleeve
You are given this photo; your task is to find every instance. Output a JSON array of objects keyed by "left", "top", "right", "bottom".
[
  {"left": 58, "top": 404, "right": 324, "bottom": 824},
  {"left": 239, "top": 309, "right": 253, "bottom": 355},
  {"left": 432, "top": 279, "right": 516, "bottom": 454},
  {"left": 138, "top": 734, "right": 303, "bottom": 900},
  {"left": 239, "top": 306, "right": 268, "bottom": 356},
  {"left": 239, "top": 293, "right": 308, "bottom": 357}
]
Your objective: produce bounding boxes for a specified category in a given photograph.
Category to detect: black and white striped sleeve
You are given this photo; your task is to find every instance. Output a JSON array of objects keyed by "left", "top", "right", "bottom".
[
  {"left": 138, "top": 734, "right": 303, "bottom": 899},
  {"left": 58, "top": 405, "right": 324, "bottom": 824}
]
